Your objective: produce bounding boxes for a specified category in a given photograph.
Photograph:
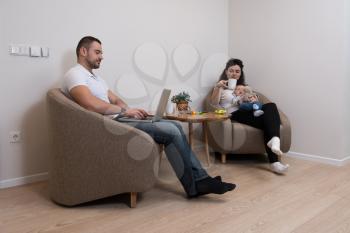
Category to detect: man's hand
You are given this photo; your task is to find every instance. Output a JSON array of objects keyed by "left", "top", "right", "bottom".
[{"left": 124, "top": 108, "right": 148, "bottom": 119}]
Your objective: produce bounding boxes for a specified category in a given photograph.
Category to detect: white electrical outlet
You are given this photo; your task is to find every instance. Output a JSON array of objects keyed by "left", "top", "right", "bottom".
[
  {"left": 9, "top": 45, "right": 20, "bottom": 54},
  {"left": 9, "top": 44, "right": 30, "bottom": 56},
  {"left": 9, "top": 131, "right": 21, "bottom": 143}
]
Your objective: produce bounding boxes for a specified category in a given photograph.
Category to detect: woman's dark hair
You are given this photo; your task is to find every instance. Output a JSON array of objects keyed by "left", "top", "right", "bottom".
[
  {"left": 76, "top": 36, "right": 102, "bottom": 58},
  {"left": 219, "top": 58, "right": 246, "bottom": 85}
]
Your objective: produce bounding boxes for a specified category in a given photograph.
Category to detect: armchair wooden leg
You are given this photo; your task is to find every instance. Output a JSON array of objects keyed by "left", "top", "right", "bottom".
[
  {"left": 221, "top": 153, "right": 226, "bottom": 163},
  {"left": 130, "top": 192, "right": 137, "bottom": 208}
]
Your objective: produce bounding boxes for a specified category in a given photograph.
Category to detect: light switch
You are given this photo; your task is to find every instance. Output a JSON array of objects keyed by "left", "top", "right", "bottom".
[
  {"left": 41, "top": 47, "right": 49, "bottom": 57},
  {"left": 30, "top": 46, "right": 41, "bottom": 57}
]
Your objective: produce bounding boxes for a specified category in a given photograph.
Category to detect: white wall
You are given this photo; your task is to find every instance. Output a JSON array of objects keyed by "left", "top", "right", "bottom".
[
  {"left": 0, "top": 0, "right": 229, "bottom": 186},
  {"left": 229, "top": 0, "right": 349, "bottom": 161},
  {"left": 345, "top": 0, "right": 350, "bottom": 158}
]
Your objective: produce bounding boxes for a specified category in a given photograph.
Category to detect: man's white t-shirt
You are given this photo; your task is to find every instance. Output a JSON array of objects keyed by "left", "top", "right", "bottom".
[{"left": 61, "top": 64, "right": 110, "bottom": 103}]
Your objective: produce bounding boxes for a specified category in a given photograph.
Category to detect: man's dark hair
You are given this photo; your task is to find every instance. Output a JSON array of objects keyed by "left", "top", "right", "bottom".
[
  {"left": 76, "top": 36, "right": 102, "bottom": 58},
  {"left": 219, "top": 58, "right": 246, "bottom": 85}
]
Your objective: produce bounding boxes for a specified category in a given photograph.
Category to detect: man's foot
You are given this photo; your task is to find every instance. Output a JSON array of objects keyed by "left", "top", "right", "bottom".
[
  {"left": 189, "top": 177, "right": 236, "bottom": 198},
  {"left": 214, "top": 176, "right": 222, "bottom": 181},
  {"left": 267, "top": 136, "right": 283, "bottom": 156},
  {"left": 270, "top": 162, "right": 289, "bottom": 174}
]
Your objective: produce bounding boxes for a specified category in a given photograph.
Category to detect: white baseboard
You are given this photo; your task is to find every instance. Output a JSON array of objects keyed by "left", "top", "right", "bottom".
[
  {"left": 287, "top": 151, "right": 350, "bottom": 166},
  {"left": 0, "top": 172, "right": 48, "bottom": 189},
  {"left": 1, "top": 151, "right": 349, "bottom": 190}
]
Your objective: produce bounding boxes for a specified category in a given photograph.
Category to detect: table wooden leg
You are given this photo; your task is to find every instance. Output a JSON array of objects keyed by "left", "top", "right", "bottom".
[
  {"left": 221, "top": 153, "right": 227, "bottom": 163},
  {"left": 203, "top": 122, "right": 210, "bottom": 166},
  {"left": 188, "top": 122, "right": 193, "bottom": 149}
]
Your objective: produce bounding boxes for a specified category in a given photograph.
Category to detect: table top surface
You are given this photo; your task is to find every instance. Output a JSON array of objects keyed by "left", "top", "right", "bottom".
[{"left": 165, "top": 112, "right": 230, "bottom": 123}]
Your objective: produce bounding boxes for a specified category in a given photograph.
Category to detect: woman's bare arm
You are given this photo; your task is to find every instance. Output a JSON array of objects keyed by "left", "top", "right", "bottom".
[{"left": 210, "top": 80, "right": 227, "bottom": 106}]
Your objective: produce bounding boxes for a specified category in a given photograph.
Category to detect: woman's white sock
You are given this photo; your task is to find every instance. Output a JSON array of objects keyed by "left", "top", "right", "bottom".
[
  {"left": 270, "top": 162, "right": 289, "bottom": 174},
  {"left": 267, "top": 136, "right": 283, "bottom": 156}
]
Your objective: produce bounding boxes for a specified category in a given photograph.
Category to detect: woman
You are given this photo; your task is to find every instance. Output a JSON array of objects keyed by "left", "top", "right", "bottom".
[{"left": 211, "top": 58, "right": 289, "bottom": 174}]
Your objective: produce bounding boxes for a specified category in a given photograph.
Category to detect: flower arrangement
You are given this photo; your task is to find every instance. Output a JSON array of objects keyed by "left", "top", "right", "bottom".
[{"left": 171, "top": 91, "right": 192, "bottom": 104}]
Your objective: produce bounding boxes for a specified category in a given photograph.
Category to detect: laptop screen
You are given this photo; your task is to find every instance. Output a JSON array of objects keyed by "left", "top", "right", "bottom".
[{"left": 154, "top": 89, "right": 171, "bottom": 117}]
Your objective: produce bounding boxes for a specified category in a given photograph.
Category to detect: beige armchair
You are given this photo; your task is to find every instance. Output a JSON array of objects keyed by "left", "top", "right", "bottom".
[
  {"left": 204, "top": 91, "right": 291, "bottom": 163},
  {"left": 46, "top": 89, "right": 160, "bottom": 208}
]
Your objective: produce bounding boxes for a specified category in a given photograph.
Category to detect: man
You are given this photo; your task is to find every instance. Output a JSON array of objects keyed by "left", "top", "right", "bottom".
[{"left": 62, "top": 36, "right": 235, "bottom": 198}]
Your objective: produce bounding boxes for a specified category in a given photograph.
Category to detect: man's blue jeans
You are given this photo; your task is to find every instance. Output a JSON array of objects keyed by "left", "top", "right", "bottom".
[{"left": 124, "top": 119, "right": 208, "bottom": 196}]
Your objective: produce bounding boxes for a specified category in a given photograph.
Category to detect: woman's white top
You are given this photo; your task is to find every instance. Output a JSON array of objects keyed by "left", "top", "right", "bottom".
[{"left": 219, "top": 89, "right": 240, "bottom": 113}]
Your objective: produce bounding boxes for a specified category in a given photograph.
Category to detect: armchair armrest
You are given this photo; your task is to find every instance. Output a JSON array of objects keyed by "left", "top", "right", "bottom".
[
  {"left": 255, "top": 91, "right": 271, "bottom": 104},
  {"left": 278, "top": 108, "right": 291, "bottom": 152},
  {"left": 206, "top": 119, "right": 233, "bottom": 152}
]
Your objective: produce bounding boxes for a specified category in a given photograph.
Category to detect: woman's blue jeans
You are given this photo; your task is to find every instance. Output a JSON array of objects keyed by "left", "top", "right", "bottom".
[{"left": 124, "top": 119, "right": 208, "bottom": 196}]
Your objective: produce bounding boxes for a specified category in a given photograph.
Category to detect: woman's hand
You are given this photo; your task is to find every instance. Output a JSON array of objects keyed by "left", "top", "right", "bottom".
[{"left": 216, "top": 80, "right": 228, "bottom": 88}]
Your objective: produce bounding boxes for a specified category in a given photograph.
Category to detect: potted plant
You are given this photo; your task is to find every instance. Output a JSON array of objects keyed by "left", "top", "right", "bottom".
[{"left": 171, "top": 91, "right": 192, "bottom": 112}]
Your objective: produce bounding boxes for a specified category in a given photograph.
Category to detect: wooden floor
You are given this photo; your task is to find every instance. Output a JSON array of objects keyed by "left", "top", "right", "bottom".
[{"left": 1, "top": 153, "right": 350, "bottom": 233}]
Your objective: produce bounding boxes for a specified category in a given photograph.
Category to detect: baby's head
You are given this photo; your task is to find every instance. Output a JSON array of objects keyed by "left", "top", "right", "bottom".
[{"left": 234, "top": 85, "right": 245, "bottom": 96}]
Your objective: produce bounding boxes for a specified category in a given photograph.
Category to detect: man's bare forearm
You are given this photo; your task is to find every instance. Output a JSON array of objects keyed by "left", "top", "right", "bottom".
[{"left": 89, "top": 102, "right": 125, "bottom": 115}]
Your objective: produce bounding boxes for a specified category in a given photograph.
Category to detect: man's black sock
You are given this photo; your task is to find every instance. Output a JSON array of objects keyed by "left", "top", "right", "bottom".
[
  {"left": 214, "top": 176, "right": 222, "bottom": 181},
  {"left": 193, "top": 177, "right": 236, "bottom": 197}
]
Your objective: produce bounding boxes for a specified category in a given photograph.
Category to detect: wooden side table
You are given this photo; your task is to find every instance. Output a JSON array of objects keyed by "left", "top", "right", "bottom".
[{"left": 165, "top": 112, "right": 229, "bottom": 166}]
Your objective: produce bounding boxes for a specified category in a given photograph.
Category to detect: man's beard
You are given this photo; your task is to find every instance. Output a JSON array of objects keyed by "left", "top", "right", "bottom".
[{"left": 87, "top": 59, "right": 101, "bottom": 69}]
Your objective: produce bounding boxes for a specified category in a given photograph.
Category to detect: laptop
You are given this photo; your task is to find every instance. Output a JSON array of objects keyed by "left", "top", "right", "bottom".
[{"left": 115, "top": 89, "right": 171, "bottom": 123}]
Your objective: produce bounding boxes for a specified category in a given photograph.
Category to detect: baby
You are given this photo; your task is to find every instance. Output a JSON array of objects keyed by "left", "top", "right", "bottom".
[{"left": 234, "top": 85, "right": 264, "bottom": 117}]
